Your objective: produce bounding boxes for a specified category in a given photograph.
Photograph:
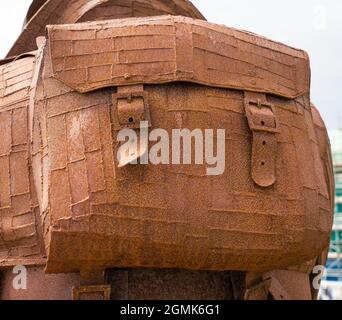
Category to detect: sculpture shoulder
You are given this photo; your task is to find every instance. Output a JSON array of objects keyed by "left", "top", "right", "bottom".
[
  {"left": 0, "top": 54, "right": 35, "bottom": 107},
  {"left": 0, "top": 54, "right": 45, "bottom": 268}
]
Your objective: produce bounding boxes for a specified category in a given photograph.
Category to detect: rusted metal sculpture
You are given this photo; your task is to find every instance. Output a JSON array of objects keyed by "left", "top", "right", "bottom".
[{"left": 0, "top": 0, "right": 334, "bottom": 300}]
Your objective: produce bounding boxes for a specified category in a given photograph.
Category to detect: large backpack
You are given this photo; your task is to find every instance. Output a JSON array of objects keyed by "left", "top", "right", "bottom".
[{"left": 0, "top": 1, "right": 334, "bottom": 301}]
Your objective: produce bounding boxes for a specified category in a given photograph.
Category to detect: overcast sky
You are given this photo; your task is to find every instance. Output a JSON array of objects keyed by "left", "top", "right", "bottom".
[{"left": 0, "top": 0, "right": 340, "bottom": 130}]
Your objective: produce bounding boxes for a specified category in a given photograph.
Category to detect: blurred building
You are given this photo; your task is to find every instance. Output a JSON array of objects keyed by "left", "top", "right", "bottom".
[{"left": 320, "top": 129, "right": 342, "bottom": 299}]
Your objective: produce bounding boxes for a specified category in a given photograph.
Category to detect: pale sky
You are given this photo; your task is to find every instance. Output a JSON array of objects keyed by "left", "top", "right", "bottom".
[{"left": 0, "top": 0, "right": 341, "bottom": 130}]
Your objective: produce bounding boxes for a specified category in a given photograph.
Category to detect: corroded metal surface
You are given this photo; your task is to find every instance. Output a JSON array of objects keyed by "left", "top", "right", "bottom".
[
  {"left": 0, "top": 0, "right": 334, "bottom": 300},
  {"left": 47, "top": 16, "right": 309, "bottom": 98},
  {"left": 8, "top": 0, "right": 206, "bottom": 58},
  {"left": 0, "top": 55, "right": 46, "bottom": 268}
]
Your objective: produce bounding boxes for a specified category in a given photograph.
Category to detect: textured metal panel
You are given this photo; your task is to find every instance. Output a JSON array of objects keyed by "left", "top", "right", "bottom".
[
  {"left": 47, "top": 16, "right": 310, "bottom": 99},
  {"left": 32, "top": 49, "right": 333, "bottom": 272},
  {"left": 7, "top": 0, "right": 206, "bottom": 58},
  {"left": 0, "top": 3, "right": 334, "bottom": 300},
  {"left": 0, "top": 56, "right": 45, "bottom": 267}
]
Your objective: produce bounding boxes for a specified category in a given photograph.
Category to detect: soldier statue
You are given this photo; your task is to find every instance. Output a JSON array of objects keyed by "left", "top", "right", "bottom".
[{"left": 0, "top": 0, "right": 334, "bottom": 300}]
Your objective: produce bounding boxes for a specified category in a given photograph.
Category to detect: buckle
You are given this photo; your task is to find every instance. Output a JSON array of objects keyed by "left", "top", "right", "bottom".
[
  {"left": 245, "top": 99, "right": 280, "bottom": 134},
  {"left": 112, "top": 85, "right": 151, "bottom": 130}
]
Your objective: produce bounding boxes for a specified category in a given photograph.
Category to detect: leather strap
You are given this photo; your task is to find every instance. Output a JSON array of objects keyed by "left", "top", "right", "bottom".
[
  {"left": 244, "top": 92, "right": 280, "bottom": 188},
  {"left": 73, "top": 285, "right": 111, "bottom": 300},
  {"left": 73, "top": 269, "right": 111, "bottom": 300},
  {"left": 112, "top": 84, "right": 151, "bottom": 167}
]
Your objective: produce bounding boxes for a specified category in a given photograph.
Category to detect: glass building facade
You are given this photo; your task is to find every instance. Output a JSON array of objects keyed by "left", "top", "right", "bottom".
[{"left": 320, "top": 130, "right": 342, "bottom": 299}]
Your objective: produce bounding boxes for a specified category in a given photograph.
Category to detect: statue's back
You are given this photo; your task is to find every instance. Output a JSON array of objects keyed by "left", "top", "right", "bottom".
[{"left": 0, "top": 0, "right": 334, "bottom": 300}]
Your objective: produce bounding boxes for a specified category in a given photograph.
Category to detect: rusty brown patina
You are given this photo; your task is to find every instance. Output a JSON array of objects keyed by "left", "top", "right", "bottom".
[{"left": 0, "top": 0, "right": 334, "bottom": 300}]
